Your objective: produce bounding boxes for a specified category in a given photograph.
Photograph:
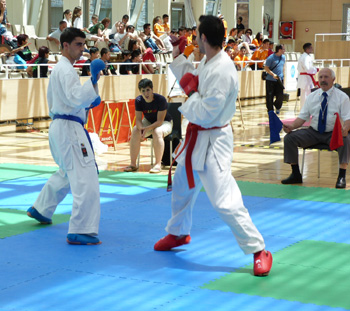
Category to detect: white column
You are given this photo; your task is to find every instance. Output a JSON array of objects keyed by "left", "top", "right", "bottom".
[
  {"left": 221, "top": 0, "right": 236, "bottom": 35},
  {"left": 190, "top": 0, "right": 206, "bottom": 24},
  {"left": 273, "top": 0, "right": 281, "bottom": 44},
  {"left": 153, "top": 0, "right": 171, "bottom": 20},
  {"left": 63, "top": 0, "right": 83, "bottom": 11},
  {"left": 111, "top": 0, "right": 131, "bottom": 24},
  {"left": 249, "top": 0, "right": 264, "bottom": 34}
]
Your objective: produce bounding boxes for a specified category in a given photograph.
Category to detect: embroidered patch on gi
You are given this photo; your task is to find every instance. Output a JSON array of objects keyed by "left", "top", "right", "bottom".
[{"left": 81, "top": 143, "right": 88, "bottom": 157}]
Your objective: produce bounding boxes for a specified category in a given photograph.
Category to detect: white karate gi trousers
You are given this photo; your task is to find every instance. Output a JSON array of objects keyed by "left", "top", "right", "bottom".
[
  {"left": 300, "top": 87, "right": 312, "bottom": 110},
  {"left": 165, "top": 144, "right": 265, "bottom": 255},
  {"left": 34, "top": 119, "right": 100, "bottom": 235}
]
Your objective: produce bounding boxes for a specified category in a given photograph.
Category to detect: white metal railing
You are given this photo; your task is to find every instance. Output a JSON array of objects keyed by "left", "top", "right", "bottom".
[
  {"left": 314, "top": 32, "right": 350, "bottom": 56},
  {"left": 0, "top": 61, "right": 166, "bottom": 79}
]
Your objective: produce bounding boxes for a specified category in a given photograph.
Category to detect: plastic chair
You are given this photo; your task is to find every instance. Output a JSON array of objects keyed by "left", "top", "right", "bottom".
[
  {"left": 137, "top": 102, "right": 182, "bottom": 167},
  {"left": 301, "top": 143, "right": 332, "bottom": 178}
]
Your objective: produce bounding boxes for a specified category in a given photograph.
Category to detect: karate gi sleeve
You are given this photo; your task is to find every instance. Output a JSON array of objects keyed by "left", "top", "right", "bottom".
[
  {"left": 169, "top": 54, "right": 198, "bottom": 81},
  {"left": 62, "top": 70, "right": 99, "bottom": 109}
]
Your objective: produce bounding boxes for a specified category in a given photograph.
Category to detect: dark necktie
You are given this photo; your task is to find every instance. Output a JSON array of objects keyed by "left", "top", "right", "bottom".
[{"left": 318, "top": 92, "right": 328, "bottom": 134}]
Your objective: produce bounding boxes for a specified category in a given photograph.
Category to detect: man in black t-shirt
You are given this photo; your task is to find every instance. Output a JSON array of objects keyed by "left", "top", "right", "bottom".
[
  {"left": 125, "top": 78, "right": 173, "bottom": 173},
  {"left": 81, "top": 47, "right": 100, "bottom": 76}
]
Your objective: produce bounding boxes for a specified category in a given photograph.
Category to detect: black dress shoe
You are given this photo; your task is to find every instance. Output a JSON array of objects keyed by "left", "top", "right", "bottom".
[
  {"left": 281, "top": 173, "right": 303, "bottom": 184},
  {"left": 336, "top": 176, "right": 346, "bottom": 189}
]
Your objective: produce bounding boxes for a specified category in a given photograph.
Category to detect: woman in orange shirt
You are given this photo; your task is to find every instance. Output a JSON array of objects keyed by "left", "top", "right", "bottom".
[
  {"left": 153, "top": 16, "right": 166, "bottom": 37},
  {"left": 252, "top": 32, "right": 263, "bottom": 48}
]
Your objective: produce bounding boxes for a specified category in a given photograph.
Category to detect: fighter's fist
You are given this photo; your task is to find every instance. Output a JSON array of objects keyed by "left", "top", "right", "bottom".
[
  {"left": 90, "top": 59, "right": 105, "bottom": 85},
  {"left": 179, "top": 73, "right": 199, "bottom": 97}
]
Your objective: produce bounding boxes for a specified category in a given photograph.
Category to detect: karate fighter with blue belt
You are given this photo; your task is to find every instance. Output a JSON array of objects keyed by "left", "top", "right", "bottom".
[{"left": 27, "top": 28, "right": 106, "bottom": 245}]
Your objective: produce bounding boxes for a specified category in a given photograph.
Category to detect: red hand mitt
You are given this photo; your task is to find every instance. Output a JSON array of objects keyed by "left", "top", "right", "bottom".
[
  {"left": 179, "top": 73, "right": 199, "bottom": 96},
  {"left": 330, "top": 112, "right": 344, "bottom": 150}
]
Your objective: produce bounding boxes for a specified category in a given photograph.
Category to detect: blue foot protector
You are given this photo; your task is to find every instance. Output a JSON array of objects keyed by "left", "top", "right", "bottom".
[
  {"left": 90, "top": 59, "right": 106, "bottom": 85},
  {"left": 27, "top": 206, "right": 52, "bottom": 224},
  {"left": 67, "top": 234, "right": 102, "bottom": 245}
]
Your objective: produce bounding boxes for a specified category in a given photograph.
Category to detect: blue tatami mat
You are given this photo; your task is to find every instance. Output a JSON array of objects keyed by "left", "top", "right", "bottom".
[{"left": 1, "top": 175, "right": 350, "bottom": 311}]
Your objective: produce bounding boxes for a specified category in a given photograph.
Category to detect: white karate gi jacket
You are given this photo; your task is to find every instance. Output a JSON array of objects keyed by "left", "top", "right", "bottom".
[
  {"left": 47, "top": 56, "right": 99, "bottom": 171},
  {"left": 297, "top": 52, "right": 317, "bottom": 90},
  {"left": 169, "top": 51, "right": 238, "bottom": 171}
]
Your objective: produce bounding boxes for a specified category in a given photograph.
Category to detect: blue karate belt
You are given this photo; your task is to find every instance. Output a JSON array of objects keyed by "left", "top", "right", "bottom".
[{"left": 53, "top": 114, "right": 99, "bottom": 174}]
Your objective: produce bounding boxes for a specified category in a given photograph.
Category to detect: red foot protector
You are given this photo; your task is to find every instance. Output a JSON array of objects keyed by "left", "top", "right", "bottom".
[
  {"left": 254, "top": 250, "right": 273, "bottom": 276},
  {"left": 154, "top": 234, "right": 191, "bottom": 251}
]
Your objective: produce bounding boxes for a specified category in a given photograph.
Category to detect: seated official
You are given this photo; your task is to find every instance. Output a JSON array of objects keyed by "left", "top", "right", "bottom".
[
  {"left": 282, "top": 68, "right": 350, "bottom": 188},
  {"left": 125, "top": 78, "right": 173, "bottom": 174}
]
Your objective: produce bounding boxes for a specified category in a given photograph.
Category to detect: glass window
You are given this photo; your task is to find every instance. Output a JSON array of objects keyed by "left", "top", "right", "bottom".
[
  {"left": 49, "top": 0, "right": 63, "bottom": 32},
  {"left": 100, "top": 0, "right": 112, "bottom": 20}
]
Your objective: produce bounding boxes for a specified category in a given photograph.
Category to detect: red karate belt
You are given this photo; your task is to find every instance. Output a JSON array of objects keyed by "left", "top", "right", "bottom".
[
  {"left": 167, "top": 122, "right": 228, "bottom": 192},
  {"left": 299, "top": 72, "right": 320, "bottom": 88}
]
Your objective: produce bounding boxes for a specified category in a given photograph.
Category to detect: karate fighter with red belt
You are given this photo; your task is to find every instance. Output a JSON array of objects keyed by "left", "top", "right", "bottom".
[{"left": 154, "top": 15, "right": 273, "bottom": 276}]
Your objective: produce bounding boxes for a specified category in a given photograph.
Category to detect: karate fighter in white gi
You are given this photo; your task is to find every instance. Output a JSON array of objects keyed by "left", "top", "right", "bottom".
[
  {"left": 27, "top": 28, "right": 105, "bottom": 245},
  {"left": 297, "top": 43, "right": 318, "bottom": 109},
  {"left": 154, "top": 15, "right": 273, "bottom": 276}
]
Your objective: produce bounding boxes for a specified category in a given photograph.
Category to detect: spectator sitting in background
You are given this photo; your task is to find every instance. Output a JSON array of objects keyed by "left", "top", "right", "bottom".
[
  {"left": 88, "top": 17, "right": 110, "bottom": 42},
  {"left": 234, "top": 46, "right": 250, "bottom": 71},
  {"left": 119, "top": 50, "right": 132, "bottom": 75},
  {"left": 228, "top": 27, "right": 237, "bottom": 41},
  {"left": 139, "top": 23, "right": 165, "bottom": 53},
  {"left": 0, "top": 0, "right": 10, "bottom": 28},
  {"left": 89, "top": 14, "right": 98, "bottom": 28},
  {"left": 120, "top": 49, "right": 142, "bottom": 75},
  {"left": 225, "top": 46, "right": 234, "bottom": 60},
  {"left": 110, "top": 23, "right": 128, "bottom": 51},
  {"left": 162, "top": 14, "right": 170, "bottom": 33},
  {"left": 31, "top": 46, "right": 55, "bottom": 78},
  {"left": 125, "top": 24, "right": 146, "bottom": 53},
  {"left": 183, "top": 35, "right": 198, "bottom": 60},
  {"left": 100, "top": 47, "right": 116, "bottom": 75},
  {"left": 16, "top": 34, "right": 33, "bottom": 62},
  {"left": 110, "top": 14, "right": 129, "bottom": 38},
  {"left": 242, "top": 28, "right": 256, "bottom": 51},
  {"left": 252, "top": 32, "right": 263, "bottom": 48},
  {"left": 153, "top": 16, "right": 168, "bottom": 37},
  {"left": 81, "top": 47, "right": 100, "bottom": 76},
  {"left": 250, "top": 38, "right": 270, "bottom": 70},
  {"left": 128, "top": 39, "right": 155, "bottom": 74},
  {"left": 62, "top": 9, "right": 72, "bottom": 27},
  {"left": 47, "top": 20, "right": 68, "bottom": 47}
]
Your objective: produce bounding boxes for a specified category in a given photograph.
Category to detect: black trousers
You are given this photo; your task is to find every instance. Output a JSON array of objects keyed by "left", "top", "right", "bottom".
[{"left": 266, "top": 79, "right": 284, "bottom": 112}]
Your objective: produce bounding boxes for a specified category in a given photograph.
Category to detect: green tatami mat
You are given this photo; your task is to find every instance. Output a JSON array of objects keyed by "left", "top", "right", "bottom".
[
  {"left": 0, "top": 209, "right": 70, "bottom": 239},
  {"left": 0, "top": 163, "right": 57, "bottom": 182},
  {"left": 237, "top": 181, "right": 350, "bottom": 204},
  {"left": 203, "top": 240, "right": 350, "bottom": 310},
  {"left": 1, "top": 163, "right": 350, "bottom": 204}
]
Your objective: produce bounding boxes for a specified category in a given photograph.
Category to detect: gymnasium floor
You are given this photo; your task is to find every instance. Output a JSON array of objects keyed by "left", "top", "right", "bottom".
[{"left": 0, "top": 101, "right": 349, "bottom": 311}]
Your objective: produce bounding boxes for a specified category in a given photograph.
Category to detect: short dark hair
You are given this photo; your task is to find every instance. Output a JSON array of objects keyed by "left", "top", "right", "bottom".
[
  {"left": 126, "top": 25, "right": 134, "bottom": 31},
  {"left": 163, "top": 14, "right": 169, "bottom": 19},
  {"left": 100, "top": 47, "right": 109, "bottom": 57},
  {"left": 131, "top": 49, "right": 141, "bottom": 60},
  {"left": 275, "top": 44, "right": 284, "bottom": 53},
  {"left": 263, "top": 38, "right": 270, "bottom": 44},
  {"left": 143, "top": 23, "right": 151, "bottom": 31},
  {"left": 122, "top": 50, "right": 131, "bottom": 57},
  {"left": 59, "top": 20, "right": 67, "bottom": 27},
  {"left": 198, "top": 15, "right": 225, "bottom": 48},
  {"left": 89, "top": 47, "right": 99, "bottom": 55},
  {"left": 227, "top": 39, "right": 235, "bottom": 44},
  {"left": 38, "top": 46, "right": 50, "bottom": 58},
  {"left": 178, "top": 26, "right": 186, "bottom": 33},
  {"left": 303, "top": 42, "right": 312, "bottom": 51},
  {"left": 17, "top": 34, "right": 29, "bottom": 46},
  {"left": 122, "top": 14, "right": 129, "bottom": 20},
  {"left": 238, "top": 16, "right": 243, "bottom": 22},
  {"left": 138, "top": 78, "right": 153, "bottom": 90},
  {"left": 60, "top": 27, "right": 86, "bottom": 49},
  {"left": 224, "top": 46, "right": 232, "bottom": 52}
]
